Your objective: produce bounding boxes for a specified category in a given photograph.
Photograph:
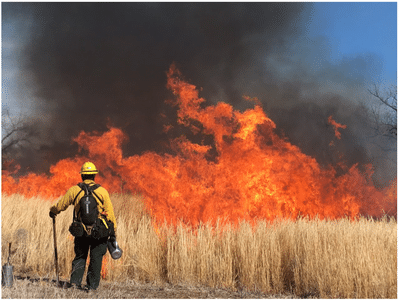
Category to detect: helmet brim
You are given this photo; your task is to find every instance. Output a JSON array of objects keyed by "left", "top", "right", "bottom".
[{"left": 80, "top": 170, "right": 98, "bottom": 174}]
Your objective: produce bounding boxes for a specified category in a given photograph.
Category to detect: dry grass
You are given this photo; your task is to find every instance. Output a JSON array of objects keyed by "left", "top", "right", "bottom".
[
  {"left": 1, "top": 277, "right": 296, "bottom": 299},
  {"left": 1, "top": 193, "right": 397, "bottom": 298}
]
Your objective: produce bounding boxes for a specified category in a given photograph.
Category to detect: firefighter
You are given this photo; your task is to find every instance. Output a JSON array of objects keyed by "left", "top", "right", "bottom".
[{"left": 49, "top": 162, "right": 117, "bottom": 291}]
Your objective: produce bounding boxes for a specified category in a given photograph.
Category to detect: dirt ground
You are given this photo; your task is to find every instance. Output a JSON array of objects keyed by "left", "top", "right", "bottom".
[{"left": 2, "top": 275, "right": 298, "bottom": 299}]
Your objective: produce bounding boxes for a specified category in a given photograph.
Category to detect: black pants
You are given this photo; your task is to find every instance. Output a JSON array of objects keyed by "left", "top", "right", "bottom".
[{"left": 70, "top": 236, "right": 108, "bottom": 290}]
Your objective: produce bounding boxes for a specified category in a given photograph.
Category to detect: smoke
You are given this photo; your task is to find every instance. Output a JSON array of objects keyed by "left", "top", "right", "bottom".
[{"left": 2, "top": 2, "right": 396, "bottom": 183}]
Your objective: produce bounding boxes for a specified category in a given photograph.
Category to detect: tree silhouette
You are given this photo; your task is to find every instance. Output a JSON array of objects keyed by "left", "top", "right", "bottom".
[
  {"left": 367, "top": 84, "right": 397, "bottom": 139},
  {"left": 2, "top": 107, "right": 37, "bottom": 166}
]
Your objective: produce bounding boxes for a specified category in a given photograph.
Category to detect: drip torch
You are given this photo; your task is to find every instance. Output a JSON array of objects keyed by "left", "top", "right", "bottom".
[{"left": 2, "top": 243, "right": 14, "bottom": 288}]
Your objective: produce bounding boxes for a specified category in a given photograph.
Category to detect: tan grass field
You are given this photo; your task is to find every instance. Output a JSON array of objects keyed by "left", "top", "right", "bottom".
[{"left": 1, "top": 193, "right": 397, "bottom": 298}]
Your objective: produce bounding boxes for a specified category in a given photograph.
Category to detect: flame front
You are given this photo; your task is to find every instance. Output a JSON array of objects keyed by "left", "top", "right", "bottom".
[{"left": 2, "top": 65, "right": 395, "bottom": 226}]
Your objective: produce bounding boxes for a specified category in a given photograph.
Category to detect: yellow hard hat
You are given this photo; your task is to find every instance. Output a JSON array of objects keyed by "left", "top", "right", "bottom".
[{"left": 80, "top": 162, "right": 99, "bottom": 174}]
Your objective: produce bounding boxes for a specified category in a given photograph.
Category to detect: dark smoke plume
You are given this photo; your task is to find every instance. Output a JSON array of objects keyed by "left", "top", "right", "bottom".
[{"left": 2, "top": 2, "right": 396, "bottom": 184}]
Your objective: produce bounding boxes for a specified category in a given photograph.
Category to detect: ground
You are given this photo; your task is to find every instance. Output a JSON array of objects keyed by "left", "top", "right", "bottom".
[{"left": 2, "top": 275, "right": 298, "bottom": 299}]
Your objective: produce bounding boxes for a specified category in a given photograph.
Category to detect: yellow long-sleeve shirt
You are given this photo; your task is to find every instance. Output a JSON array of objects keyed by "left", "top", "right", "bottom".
[{"left": 50, "top": 179, "right": 117, "bottom": 231}]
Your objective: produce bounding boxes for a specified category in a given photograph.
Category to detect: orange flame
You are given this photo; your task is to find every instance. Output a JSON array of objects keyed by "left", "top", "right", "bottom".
[
  {"left": 328, "top": 115, "right": 347, "bottom": 140},
  {"left": 2, "top": 65, "right": 396, "bottom": 226},
  {"left": 101, "top": 256, "right": 108, "bottom": 279}
]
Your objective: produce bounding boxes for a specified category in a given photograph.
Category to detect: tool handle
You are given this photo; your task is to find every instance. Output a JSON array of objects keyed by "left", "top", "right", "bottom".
[
  {"left": 52, "top": 217, "right": 59, "bottom": 284},
  {"left": 8, "top": 242, "right": 11, "bottom": 264}
]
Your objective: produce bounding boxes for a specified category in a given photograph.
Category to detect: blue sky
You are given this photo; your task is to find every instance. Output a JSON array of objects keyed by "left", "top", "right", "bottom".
[{"left": 307, "top": 2, "right": 396, "bottom": 84}]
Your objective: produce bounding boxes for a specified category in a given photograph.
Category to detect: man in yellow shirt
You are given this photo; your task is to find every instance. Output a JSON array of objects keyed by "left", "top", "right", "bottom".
[{"left": 49, "top": 162, "right": 117, "bottom": 291}]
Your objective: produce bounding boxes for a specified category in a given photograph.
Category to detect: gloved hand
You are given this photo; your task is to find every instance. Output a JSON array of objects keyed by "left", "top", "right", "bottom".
[{"left": 49, "top": 211, "right": 57, "bottom": 219}]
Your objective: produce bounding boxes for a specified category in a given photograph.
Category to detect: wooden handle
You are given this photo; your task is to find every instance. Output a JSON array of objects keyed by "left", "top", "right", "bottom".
[
  {"left": 52, "top": 218, "right": 59, "bottom": 284},
  {"left": 8, "top": 242, "right": 11, "bottom": 263}
]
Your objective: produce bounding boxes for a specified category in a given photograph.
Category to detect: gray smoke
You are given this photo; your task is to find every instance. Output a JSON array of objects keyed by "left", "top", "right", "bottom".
[{"left": 2, "top": 2, "right": 396, "bottom": 185}]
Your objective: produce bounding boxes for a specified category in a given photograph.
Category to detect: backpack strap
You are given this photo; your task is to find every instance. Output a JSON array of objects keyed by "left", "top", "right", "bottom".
[
  {"left": 72, "top": 185, "right": 84, "bottom": 221},
  {"left": 76, "top": 182, "right": 103, "bottom": 204},
  {"left": 74, "top": 183, "right": 86, "bottom": 202},
  {"left": 88, "top": 184, "right": 103, "bottom": 205}
]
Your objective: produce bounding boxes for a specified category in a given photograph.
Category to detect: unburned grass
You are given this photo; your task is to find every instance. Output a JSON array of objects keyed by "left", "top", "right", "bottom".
[{"left": 1, "top": 193, "right": 397, "bottom": 298}]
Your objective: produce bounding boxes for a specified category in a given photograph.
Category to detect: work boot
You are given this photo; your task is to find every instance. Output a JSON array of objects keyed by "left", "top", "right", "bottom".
[
  {"left": 62, "top": 282, "right": 81, "bottom": 289},
  {"left": 83, "top": 285, "right": 97, "bottom": 293},
  {"left": 71, "top": 283, "right": 82, "bottom": 289}
]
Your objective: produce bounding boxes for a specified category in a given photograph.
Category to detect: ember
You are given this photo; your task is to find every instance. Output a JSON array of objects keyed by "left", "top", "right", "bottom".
[{"left": 2, "top": 65, "right": 396, "bottom": 226}]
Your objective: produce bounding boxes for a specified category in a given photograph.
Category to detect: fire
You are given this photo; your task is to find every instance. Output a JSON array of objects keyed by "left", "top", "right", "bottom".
[
  {"left": 328, "top": 115, "right": 347, "bottom": 139},
  {"left": 101, "top": 256, "right": 108, "bottom": 279},
  {"left": 2, "top": 65, "right": 396, "bottom": 226}
]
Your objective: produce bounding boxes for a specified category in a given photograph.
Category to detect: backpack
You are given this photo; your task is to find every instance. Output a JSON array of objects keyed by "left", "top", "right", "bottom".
[
  {"left": 69, "top": 183, "right": 105, "bottom": 238},
  {"left": 76, "top": 182, "right": 102, "bottom": 226},
  {"left": 69, "top": 182, "right": 115, "bottom": 239}
]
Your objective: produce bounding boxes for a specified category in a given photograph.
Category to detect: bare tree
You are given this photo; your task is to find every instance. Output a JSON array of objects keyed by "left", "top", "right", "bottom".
[
  {"left": 2, "top": 108, "right": 37, "bottom": 163},
  {"left": 367, "top": 84, "right": 397, "bottom": 139}
]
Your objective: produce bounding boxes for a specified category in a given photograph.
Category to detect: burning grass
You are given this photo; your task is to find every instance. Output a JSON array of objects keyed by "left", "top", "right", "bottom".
[
  {"left": 1, "top": 193, "right": 397, "bottom": 298},
  {"left": 3, "top": 65, "right": 397, "bottom": 226}
]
